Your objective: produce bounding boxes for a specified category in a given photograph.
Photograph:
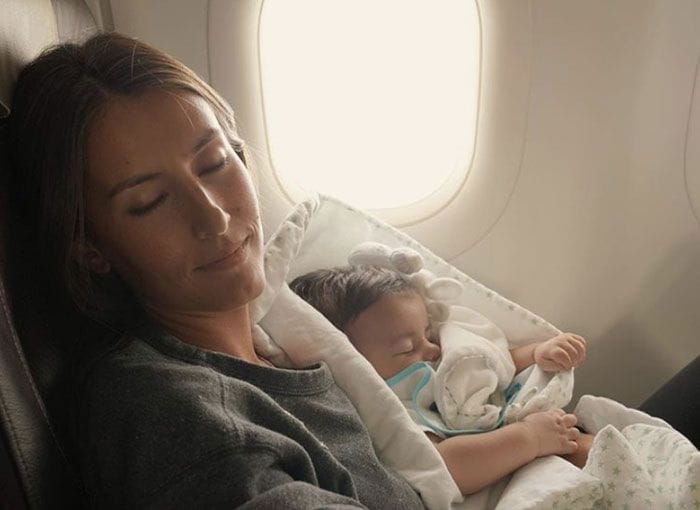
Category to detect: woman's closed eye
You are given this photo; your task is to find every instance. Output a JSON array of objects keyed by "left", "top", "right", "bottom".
[
  {"left": 127, "top": 156, "right": 230, "bottom": 217},
  {"left": 198, "top": 155, "right": 229, "bottom": 177},
  {"left": 128, "top": 193, "right": 168, "bottom": 216}
]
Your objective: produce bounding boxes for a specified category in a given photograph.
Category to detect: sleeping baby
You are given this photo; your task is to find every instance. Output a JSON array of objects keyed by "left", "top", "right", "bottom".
[{"left": 290, "top": 248, "right": 593, "bottom": 495}]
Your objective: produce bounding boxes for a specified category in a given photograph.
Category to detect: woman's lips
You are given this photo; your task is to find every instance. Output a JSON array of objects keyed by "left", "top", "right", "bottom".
[{"left": 196, "top": 236, "right": 250, "bottom": 272}]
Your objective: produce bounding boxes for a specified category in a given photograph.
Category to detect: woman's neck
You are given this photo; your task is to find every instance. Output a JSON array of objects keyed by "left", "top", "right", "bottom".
[{"left": 145, "top": 303, "right": 266, "bottom": 365}]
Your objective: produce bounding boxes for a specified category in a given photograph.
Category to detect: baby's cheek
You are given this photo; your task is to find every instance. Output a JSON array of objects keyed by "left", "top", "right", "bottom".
[{"left": 401, "top": 354, "right": 422, "bottom": 372}]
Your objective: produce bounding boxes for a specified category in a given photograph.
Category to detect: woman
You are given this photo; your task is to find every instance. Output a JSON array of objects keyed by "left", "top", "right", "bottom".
[{"left": 7, "top": 32, "right": 425, "bottom": 508}]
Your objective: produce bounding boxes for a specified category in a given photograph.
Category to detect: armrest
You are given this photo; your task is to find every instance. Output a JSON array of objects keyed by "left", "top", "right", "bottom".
[{"left": 639, "top": 355, "right": 699, "bottom": 448}]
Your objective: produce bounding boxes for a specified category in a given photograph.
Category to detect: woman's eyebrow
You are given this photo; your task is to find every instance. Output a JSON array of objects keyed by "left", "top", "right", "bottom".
[
  {"left": 108, "top": 128, "right": 219, "bottom": 198},
  {"left": 191, "top": 128, "right": 218, "bottom": 154},
  {"left": 108, "top": 171, "right": 162, "bottom": 198}
]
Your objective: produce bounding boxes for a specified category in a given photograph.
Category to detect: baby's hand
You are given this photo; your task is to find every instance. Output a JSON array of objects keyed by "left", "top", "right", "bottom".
[
  {"left": 533, "top": 333, "right": 586, "bottom": 372},
  {"left": 520, "top": 409, "right": 579, "bottom": 458}
]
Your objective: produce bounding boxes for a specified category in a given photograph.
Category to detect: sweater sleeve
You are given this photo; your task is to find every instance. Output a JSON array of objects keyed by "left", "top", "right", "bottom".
[{"left": 142, "top": 445, "right": 368, "bottom": 509}]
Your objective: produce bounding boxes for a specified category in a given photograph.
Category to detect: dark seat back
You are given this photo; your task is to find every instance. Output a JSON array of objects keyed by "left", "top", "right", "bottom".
[
  {"left": 0, "top": 1, "right": 101, "bottom": 507},
  {"left": 0, "top": 258, "right": 84, "bottom": 509}
]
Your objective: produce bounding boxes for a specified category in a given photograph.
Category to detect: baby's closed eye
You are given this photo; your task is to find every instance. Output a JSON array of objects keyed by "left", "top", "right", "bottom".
[{"left": 393, "top": 338, "right": 415, "bottom": 356}]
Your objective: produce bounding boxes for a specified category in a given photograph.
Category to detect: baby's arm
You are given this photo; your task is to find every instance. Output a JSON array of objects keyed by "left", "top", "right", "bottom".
[
  {"left": 509, "top": 333, "right": 587, "bottom": 373},
  {"left": 432, "top": 409, "right": 580, "bottom": 495}
]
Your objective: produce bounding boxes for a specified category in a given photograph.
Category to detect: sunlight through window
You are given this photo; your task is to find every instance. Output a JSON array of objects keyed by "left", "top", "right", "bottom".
[{"left": 260, "top": 0, "right": 479, "bottom": 211}]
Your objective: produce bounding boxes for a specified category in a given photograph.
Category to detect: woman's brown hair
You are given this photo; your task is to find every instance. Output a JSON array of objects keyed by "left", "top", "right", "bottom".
[{"left": 7, "top": 32, "right": 246, "bottom": 327}]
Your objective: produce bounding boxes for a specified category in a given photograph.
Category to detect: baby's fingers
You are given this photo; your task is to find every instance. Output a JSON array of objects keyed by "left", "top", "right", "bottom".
[
  {"left": 564, "top": 439, "right": 579, "bottom": 454},
  {"left": 566, "top": 426, "right": 581, "bottom": 441},
  {"left": 561, "top": 413, "right": 578, "bottom": 428},
  {"left": 569, "top": 334, "right": 586, "bottom": 346},
  {"left": 567, "top": 334, "right": 587, "bottom": 365},
  {"left": 551, "top": 347, "right": 573, "bottom": 369},
  {"left": 562, "top": 416, "right": 579, "bottom": 454},
  {"left": 559, "top": 341, "right": 581, "bottom": 366}
]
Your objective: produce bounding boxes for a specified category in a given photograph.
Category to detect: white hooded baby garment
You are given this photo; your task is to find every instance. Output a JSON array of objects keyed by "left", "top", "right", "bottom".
[
  {"left": 386, "top": 304, "right": 521, "bottom": 438},
  {"left": 387, "top": 305, "right": 574, "bottom": 437}
]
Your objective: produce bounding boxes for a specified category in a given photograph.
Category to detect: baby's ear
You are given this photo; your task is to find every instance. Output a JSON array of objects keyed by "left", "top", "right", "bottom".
[{"left": 73, "top": 240, "right": 111, "bottom": 274}]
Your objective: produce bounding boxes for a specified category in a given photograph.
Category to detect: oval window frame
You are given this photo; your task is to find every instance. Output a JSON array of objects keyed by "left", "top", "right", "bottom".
[{"left": 256, "top": 0, "right": 483, "bottom": 226}]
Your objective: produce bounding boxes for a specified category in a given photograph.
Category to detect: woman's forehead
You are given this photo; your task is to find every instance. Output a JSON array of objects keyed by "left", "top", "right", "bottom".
[{"left": 86, "top": 90, "right": 221, "bottom": 187}]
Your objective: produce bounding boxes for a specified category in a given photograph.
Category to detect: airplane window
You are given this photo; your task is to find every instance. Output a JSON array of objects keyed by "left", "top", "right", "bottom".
[{"left": 260, "top": 0, "right": 479, "bottom": 212}]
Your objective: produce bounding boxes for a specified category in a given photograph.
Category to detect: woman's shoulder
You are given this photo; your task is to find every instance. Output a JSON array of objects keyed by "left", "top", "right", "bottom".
[
  {"left": 77, "top": 325, "right": 248, "bottom": 462},
  {"left": 79, "top": 325, "right": 216, "bottom": 406},
  {"left": 76, "top": 321, "right": 285, "bottom": 427},
  {"left": 76, "top": 328, "right": 257, "bottom": 506}
]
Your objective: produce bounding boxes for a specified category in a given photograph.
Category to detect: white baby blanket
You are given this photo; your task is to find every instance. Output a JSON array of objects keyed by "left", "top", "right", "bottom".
[
  {"left": 418, "top": 305, "right": 573, "bottom": 435},
  {"left": 251, "top": 194, "right": 699, "bottom": 510}
]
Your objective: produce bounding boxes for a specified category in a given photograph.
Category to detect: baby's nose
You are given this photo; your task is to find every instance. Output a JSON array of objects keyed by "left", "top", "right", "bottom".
[{"left": 424, "top": 341, "right": 441, "bottom": 362}]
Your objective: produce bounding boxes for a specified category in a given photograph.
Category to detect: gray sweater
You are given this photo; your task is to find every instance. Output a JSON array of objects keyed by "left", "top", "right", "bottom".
[{"left": 78, "top": 321, "right": 425, "bottom": 509}]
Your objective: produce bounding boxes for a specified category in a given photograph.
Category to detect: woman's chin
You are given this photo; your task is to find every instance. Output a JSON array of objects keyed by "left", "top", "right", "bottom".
[{"left": 207, "top": 264, "right": 267, "bottom": 311}]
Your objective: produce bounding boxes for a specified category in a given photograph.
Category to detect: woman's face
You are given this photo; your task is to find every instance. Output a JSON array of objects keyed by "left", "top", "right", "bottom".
[{"left": 84, "top": 89, "right": 265, "bottom": 315}]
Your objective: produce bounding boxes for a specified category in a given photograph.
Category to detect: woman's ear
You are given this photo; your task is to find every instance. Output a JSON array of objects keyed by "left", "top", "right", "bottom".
[{"left": 74, "top": 241, "right": 111, "bottom": 274}]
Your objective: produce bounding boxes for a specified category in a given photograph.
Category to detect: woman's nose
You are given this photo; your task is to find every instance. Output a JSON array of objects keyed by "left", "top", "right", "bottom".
[{"left": 190, "top": 186, "right": 231, "bottom": 240}]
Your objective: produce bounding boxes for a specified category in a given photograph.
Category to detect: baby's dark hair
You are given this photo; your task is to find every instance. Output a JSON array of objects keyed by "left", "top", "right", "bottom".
[{"left": 290, "top": 266, "right": 418, "bottom": 331}]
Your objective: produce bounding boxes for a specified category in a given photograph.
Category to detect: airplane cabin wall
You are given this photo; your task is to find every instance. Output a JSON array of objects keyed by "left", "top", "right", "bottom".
[
  {"left": 109, "top": 0, "right": 700, "bottom": 407},
  {"left": 440, "top": 0, "right": 700, "bottom": 407}
]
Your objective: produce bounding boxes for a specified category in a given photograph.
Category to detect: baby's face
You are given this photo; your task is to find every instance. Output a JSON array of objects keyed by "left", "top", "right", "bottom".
[{"left": 345, "top": 291, "right": 441, "bottom": 379}]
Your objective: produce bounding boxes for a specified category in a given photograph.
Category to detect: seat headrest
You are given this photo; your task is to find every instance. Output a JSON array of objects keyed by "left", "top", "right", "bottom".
[
  {"left": 0, "top": 1, "right": 100, "bottom": 507},
  {"left": 0, "top": 0, "right": 98, "bottom": 119}
]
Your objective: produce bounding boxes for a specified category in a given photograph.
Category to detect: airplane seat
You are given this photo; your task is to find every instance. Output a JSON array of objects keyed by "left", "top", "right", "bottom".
[
  {"left": 639, "top": 354, "right": 700, "bottom": 448},
  {"left": 0, "top": 2, "right": 696, "bottom": 509},
  {"left": 0, "top": 1, "right": 99, "bottom": 507}
]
